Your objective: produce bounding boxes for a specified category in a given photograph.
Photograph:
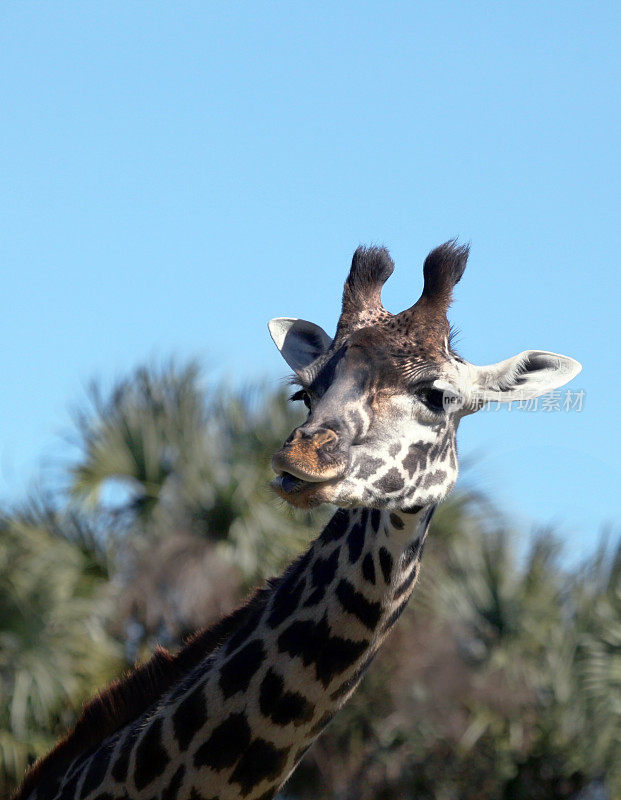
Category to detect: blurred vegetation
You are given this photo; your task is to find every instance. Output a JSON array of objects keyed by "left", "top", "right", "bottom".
[{"left": 0, "top": 361, "right": 618, "bottom": 799}]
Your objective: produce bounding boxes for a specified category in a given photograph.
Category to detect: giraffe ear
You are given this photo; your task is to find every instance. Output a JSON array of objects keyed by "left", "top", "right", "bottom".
[
  {"left": 268, "top": 318, "right": 333, "bottom": 372},
  {"left": 466, "top": 350, "right": 582, "bottom": 407}
]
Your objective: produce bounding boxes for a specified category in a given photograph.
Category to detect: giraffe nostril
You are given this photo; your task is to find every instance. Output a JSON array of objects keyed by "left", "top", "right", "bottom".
[
  {"left": 313, "top": 428, "right": 338, "bottom": 451},
  {"left": 285, "top": 428, "right": 303, "bottom": 446}
]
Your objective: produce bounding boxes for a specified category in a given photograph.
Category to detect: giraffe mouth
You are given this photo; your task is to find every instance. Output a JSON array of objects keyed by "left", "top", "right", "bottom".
[
  {"left": 277, "top": 471, "right": 310, "bottom": 493},
  {"left": 271, "top": 470, "right": 338, "bottom": 508}
]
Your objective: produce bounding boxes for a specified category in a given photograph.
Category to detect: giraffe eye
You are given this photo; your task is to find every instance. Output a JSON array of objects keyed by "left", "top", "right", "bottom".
[
  {"left": 290, "top": 389, "right": 312, "bottom": 410},
  {"left": 416, "top": 387, "right": 445, "bottom": 413}
]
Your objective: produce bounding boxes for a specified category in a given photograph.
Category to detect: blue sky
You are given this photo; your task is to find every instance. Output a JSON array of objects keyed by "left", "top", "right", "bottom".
[{"left": 1, "top": 2, "right": 619, "bottom": 561}]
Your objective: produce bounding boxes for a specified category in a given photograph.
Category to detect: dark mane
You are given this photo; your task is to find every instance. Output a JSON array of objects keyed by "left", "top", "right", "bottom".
[{"left": 12, "top": 584, "right": 273, "bottom": 800}]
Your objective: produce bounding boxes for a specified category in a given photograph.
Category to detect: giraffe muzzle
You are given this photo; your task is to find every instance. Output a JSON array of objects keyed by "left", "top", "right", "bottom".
[
  {"left": 270, "top": 426, "right": 349, "bottom": 508},
  {"left": 272, "top": 427, "right": 347, "bottom": 483}
]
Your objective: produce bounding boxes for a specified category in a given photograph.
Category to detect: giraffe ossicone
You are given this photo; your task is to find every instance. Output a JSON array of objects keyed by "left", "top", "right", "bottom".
[{"left": 15, "top": 242, "right": 580, "bottom": 800}]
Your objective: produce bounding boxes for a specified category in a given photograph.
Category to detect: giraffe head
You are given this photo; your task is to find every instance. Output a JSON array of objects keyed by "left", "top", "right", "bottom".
[{"left": 269, "top": 242, "right": 581, "bottom": 511}]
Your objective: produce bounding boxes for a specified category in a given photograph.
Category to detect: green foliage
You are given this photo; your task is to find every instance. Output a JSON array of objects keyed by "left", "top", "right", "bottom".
[
  {"left": 570, "top": 539, "right": 621, "bottom": 793},
  {"left": 70, "top": 361, "right": 210, "bottom": 520},
  {"left": 0, "top": 359, "right": 618, "bottom": 798},
  {"left": 0, "top": 512, "right": 120, "bottom": 793},
  {"left": 69, "top": 363, "right": 324, "bottom": 582}
]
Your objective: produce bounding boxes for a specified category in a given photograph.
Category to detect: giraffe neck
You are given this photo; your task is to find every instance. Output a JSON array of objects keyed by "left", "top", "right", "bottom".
[{"left": 27, "top": 505, "right": 435, "bottom": 800}]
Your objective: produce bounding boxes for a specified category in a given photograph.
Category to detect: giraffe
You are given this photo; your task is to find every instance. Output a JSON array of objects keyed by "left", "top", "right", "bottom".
[{"left": 14, "top": 241, "right": 581, "bottom": 800}]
